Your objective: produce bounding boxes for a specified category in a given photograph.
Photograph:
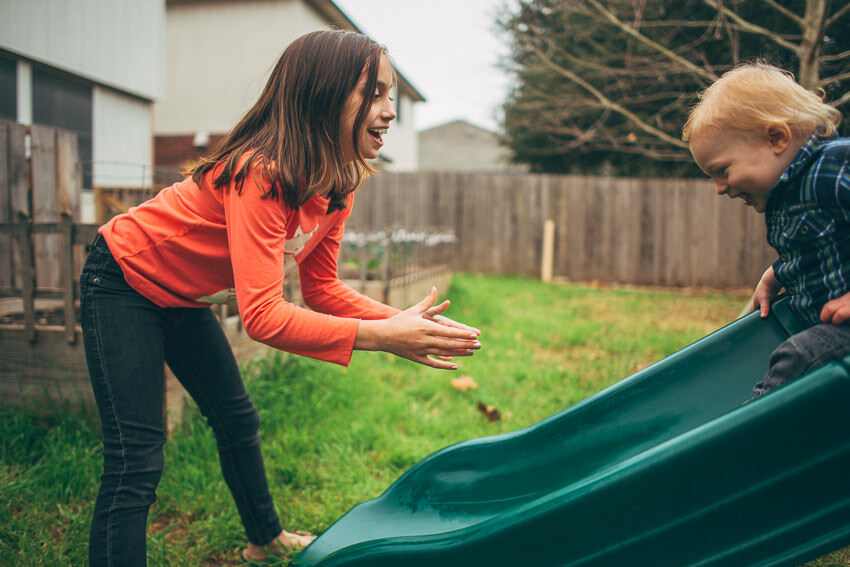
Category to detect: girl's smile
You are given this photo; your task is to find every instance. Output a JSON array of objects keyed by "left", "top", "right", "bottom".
[{"left": 367, "top": 127, "right": 388, "bottom": 149}]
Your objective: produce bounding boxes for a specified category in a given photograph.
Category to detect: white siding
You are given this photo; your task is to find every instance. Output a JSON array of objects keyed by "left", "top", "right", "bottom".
[
  {"left": 93, "top": 87, "right": 153, "bottom": 189},
  {"left": 0, "top": 0, "right": 165, "bottom": 100},
  {"left": 155, "top": 0, "right": 420, "bottom": 170},
  {"left": 15, "top": 60, "right": 32, "bottom": 123},
  {"left": 154, "top": 0, "right": 330, "bottom": 135},
  {"left": 381, "top": 95, "right": 418, "bottom": 171}
]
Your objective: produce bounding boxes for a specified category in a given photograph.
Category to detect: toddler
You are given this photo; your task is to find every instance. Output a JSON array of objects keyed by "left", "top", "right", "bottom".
[{"left": 683, "top": 62, "right": 850, "bottom": 397}]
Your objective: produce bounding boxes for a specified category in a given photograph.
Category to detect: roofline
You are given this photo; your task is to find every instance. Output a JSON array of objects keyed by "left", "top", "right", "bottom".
[
  {"left": 419, "top": 119, "right": 497, "bottom": 134},
  {"left": 307, "top": 0, "right": 426, "bottom": 102},
  {"left": 165, "top": 0, "right": 425, "bottom": 102}
]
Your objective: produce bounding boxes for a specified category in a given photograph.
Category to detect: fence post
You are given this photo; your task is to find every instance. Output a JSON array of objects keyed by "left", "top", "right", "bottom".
[
  {"left": 358, "top": 243, "right": 368, "bottom": 294},
  {"left": 93, "top": 186, "right": 104, "bottom": 223},
  {"left": 541, "top": 219, "right": 555, "bottom": 282},
  {"left": 382, "top": 237, "right": 392, "bottom": 305},
  {"left": 16, "top": 212, "right": 36, "bottom": 343},
  {"left": 61, "top": 213, "right": 77, "bottom": 344}
]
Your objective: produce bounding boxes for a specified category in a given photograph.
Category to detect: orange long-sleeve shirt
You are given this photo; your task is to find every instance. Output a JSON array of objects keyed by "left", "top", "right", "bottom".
[{"left": 99, "top": 163, "right": 398, "bottom": 366}]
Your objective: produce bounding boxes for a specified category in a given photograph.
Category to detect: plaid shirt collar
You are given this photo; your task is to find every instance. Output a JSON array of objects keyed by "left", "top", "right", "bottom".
[
  {"left": 778, "top": 133, "right": 838, "bottom": 185},
  {"left": 768, "top": 133, "right": 839, "bottom": 210}
]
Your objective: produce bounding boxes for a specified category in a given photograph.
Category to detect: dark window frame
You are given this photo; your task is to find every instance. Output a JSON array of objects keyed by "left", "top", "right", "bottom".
[{"left": 0, "top": 53, "right": 17, "bottom": 121}]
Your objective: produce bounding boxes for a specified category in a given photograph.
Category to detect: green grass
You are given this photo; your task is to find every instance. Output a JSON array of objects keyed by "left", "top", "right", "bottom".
[{"left": 1, "top": 273, "right": 847, "bottom": 565}]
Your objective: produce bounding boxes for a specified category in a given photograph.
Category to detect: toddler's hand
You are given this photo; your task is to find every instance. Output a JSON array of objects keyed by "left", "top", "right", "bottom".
[
  {"left": 821, "top": 293, "right": 850, "bottom": 325},
  {"left": 753, "top": 266, "right": 781, "bottom": 318}
]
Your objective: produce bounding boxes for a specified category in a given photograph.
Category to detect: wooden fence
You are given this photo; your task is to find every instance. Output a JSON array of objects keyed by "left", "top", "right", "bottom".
[
  {"left": 348, "top": 172, "right": 775, "bottom": 289},
  {"left": 0, "top": 119, "right": 96, "bottom": 404},
  {"left": 1, "top": 120, "right": 84, "bottom": 292}
]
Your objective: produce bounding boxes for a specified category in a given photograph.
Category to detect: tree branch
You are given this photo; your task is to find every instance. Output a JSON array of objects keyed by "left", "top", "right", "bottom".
[
  {"left": 830, "top": 90, "right": 850, "bottom": 109},
  {"left": 583, "top": 0, "right": 719, "bottom": 83},
  {"left": 702, "top": 0, "right": 801, "bottom": 53},
  {"left": 762, "top": 0, "right": 804, "bottom": 26},
  {"left": 540, "top": 38, "right": 695, "bottom": 83},
  {"left": 526, "top": 37, "right": 689, "bottom": 149},
  {"left": 819, "top": 71, "right": 850, "bottom": 87},
  {"left": 825, "top": 3, "right": 850, "bottom": 28},
  {"left": 821, "top": 49, "right": 850, "bottom": 63}
]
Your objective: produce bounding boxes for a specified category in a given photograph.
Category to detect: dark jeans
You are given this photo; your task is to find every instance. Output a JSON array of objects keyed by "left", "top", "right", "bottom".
[
  {"left": 753, "top": 322, "right": 850, "bottom": 398},
  {"left": 80, "top": 235, "right": 282, "bottom": 567}
]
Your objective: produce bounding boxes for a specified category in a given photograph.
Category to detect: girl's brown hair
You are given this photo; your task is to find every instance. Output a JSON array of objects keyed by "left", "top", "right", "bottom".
[{"left": 191, "top": 30, "right": 386, "bottom": 213}]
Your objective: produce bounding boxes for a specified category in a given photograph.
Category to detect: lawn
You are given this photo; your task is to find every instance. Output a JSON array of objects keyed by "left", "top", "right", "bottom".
[{"left": 1, "top": 273, "right": 847, "bottom": 565}]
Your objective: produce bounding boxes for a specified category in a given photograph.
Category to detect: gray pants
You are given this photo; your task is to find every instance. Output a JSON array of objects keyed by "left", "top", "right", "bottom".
[{"left": 753, "top": 323, "right": 850, "bottom": 398}]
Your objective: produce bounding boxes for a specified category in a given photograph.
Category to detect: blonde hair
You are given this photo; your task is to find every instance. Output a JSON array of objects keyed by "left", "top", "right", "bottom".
[{"left": 682, "top": 62, "right": 841, "bottom": 142}]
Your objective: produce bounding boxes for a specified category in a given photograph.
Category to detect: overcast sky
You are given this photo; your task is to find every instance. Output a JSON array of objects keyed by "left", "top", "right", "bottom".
[{"left": 333, "top": 0, "right": 516, "bottom": 133}]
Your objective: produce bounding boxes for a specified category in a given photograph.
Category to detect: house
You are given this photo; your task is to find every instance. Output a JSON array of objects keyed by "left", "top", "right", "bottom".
[
  {"left": 0, "top": 0, "right": 166, "bottom": 221},
  {"left": 418, "top": 119, "right": 526, "bottom": 172},
  {"left": 0, "top": 0, "right": 424, "bottom": 215},
  {"left": 153, "top": 0, "right": 425, "bottom": 184}
]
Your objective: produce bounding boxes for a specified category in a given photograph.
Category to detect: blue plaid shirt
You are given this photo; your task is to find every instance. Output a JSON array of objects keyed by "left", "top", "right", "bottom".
[{"left": 766, "top": 134, "right": 850, "bottom": 326}]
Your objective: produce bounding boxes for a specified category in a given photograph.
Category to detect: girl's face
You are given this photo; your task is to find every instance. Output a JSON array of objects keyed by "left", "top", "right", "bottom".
[
  {"left": 340, "top": 53, "right": 396, "bottom": 163},
  {"left": 689, "top": 125, "right": 797, "bottom": 213}
]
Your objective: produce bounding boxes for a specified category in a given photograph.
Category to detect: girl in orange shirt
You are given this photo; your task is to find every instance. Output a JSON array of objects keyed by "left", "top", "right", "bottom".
[{"left": 81, "top": 30, "right": 480, "bottom": 566}]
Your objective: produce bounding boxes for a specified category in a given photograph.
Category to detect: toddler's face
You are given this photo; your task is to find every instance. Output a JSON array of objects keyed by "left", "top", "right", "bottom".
[{"left": 689, "top": 127, "right": 793, "bottom": 213}]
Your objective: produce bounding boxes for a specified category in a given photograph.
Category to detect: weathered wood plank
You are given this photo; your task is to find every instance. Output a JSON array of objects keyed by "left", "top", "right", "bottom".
[
  {"left": 61, "top": 214, "right": 76, "bottom": 344},
  {"left": 0, "top": 326, "right": 92, "bottom": 403},
  {"left": 1, "top": 122, "right": 29, "bottom": 290},
  {"left": 56, "top": 129, "right": 82, "bottom": 219},
  {"left": 16, "top": 213, "right": 35, "bottom": 342},
  {"left": 31, "top": 125, "right": 62, "bottom": 289},
  {"left": 0, "top": 121, "right": 9, "bottom": 289}
]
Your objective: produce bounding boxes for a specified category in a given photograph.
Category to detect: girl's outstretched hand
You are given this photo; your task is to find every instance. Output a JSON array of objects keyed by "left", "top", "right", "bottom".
[
  {"left": 355, "top": 287, "right": 481, "bottom": 369},
  {"left": 423, "top": 297, "right": 481, "bottom": 335}
]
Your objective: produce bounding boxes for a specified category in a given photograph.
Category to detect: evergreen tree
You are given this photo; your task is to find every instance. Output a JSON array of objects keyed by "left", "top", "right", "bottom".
[{"left": 499, "top": 0, "right": 850, "bottom": 176}]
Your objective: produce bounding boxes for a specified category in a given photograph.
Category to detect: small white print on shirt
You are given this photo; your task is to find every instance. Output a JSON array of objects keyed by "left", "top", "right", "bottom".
[
  {"left": 284, "top": 224, "right": 318, "bottom": 256},
  {"left": 196, "top": 288, "right": 237, "bottom": 306}
]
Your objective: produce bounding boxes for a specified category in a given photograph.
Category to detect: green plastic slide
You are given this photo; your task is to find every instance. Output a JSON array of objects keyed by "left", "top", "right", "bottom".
[{"left": 295, "top": 298, "right": 850, "bottom": 566}]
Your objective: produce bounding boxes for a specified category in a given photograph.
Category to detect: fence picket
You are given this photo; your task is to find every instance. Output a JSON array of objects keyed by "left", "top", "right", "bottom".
[
  {"left": 31, "top": 125, "right": 62, "bottom": 289},
  {"left": 0, "top": 121, "right": 10, "bottom": 289}
]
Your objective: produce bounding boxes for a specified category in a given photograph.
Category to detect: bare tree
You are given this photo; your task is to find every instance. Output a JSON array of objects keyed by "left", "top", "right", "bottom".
[{"left": 500, "top": 0, "right": 850, "bottom": 175}]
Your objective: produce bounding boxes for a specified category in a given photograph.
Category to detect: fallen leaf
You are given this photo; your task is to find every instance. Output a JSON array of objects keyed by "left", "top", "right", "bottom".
[
  {"left": 476, "top": 400, "right": 502, "bottom": 422},
  {"left": 451, "top": 375, "right": 478, "bottom": 391}
]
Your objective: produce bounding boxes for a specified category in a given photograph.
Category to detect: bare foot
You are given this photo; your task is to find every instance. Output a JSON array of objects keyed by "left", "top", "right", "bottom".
[
  {"left": 269, "top": 530, "right": 315, "bottom": 555},
  {"left": 242, "top": 530, "right": 315, "bottom": 561}
]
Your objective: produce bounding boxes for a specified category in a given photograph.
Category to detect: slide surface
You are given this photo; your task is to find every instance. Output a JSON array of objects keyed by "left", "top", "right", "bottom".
[{"left": 295, "top": 299, "right": 850, "bottom": 567}]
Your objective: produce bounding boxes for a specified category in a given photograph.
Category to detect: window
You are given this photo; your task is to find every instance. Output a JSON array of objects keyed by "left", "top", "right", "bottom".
[
  {"left": 0, "top": 55, "right": 16, "bottom": 120},
  {"left": 32, "top": 67, "right": 93, "bottom": 188}
]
